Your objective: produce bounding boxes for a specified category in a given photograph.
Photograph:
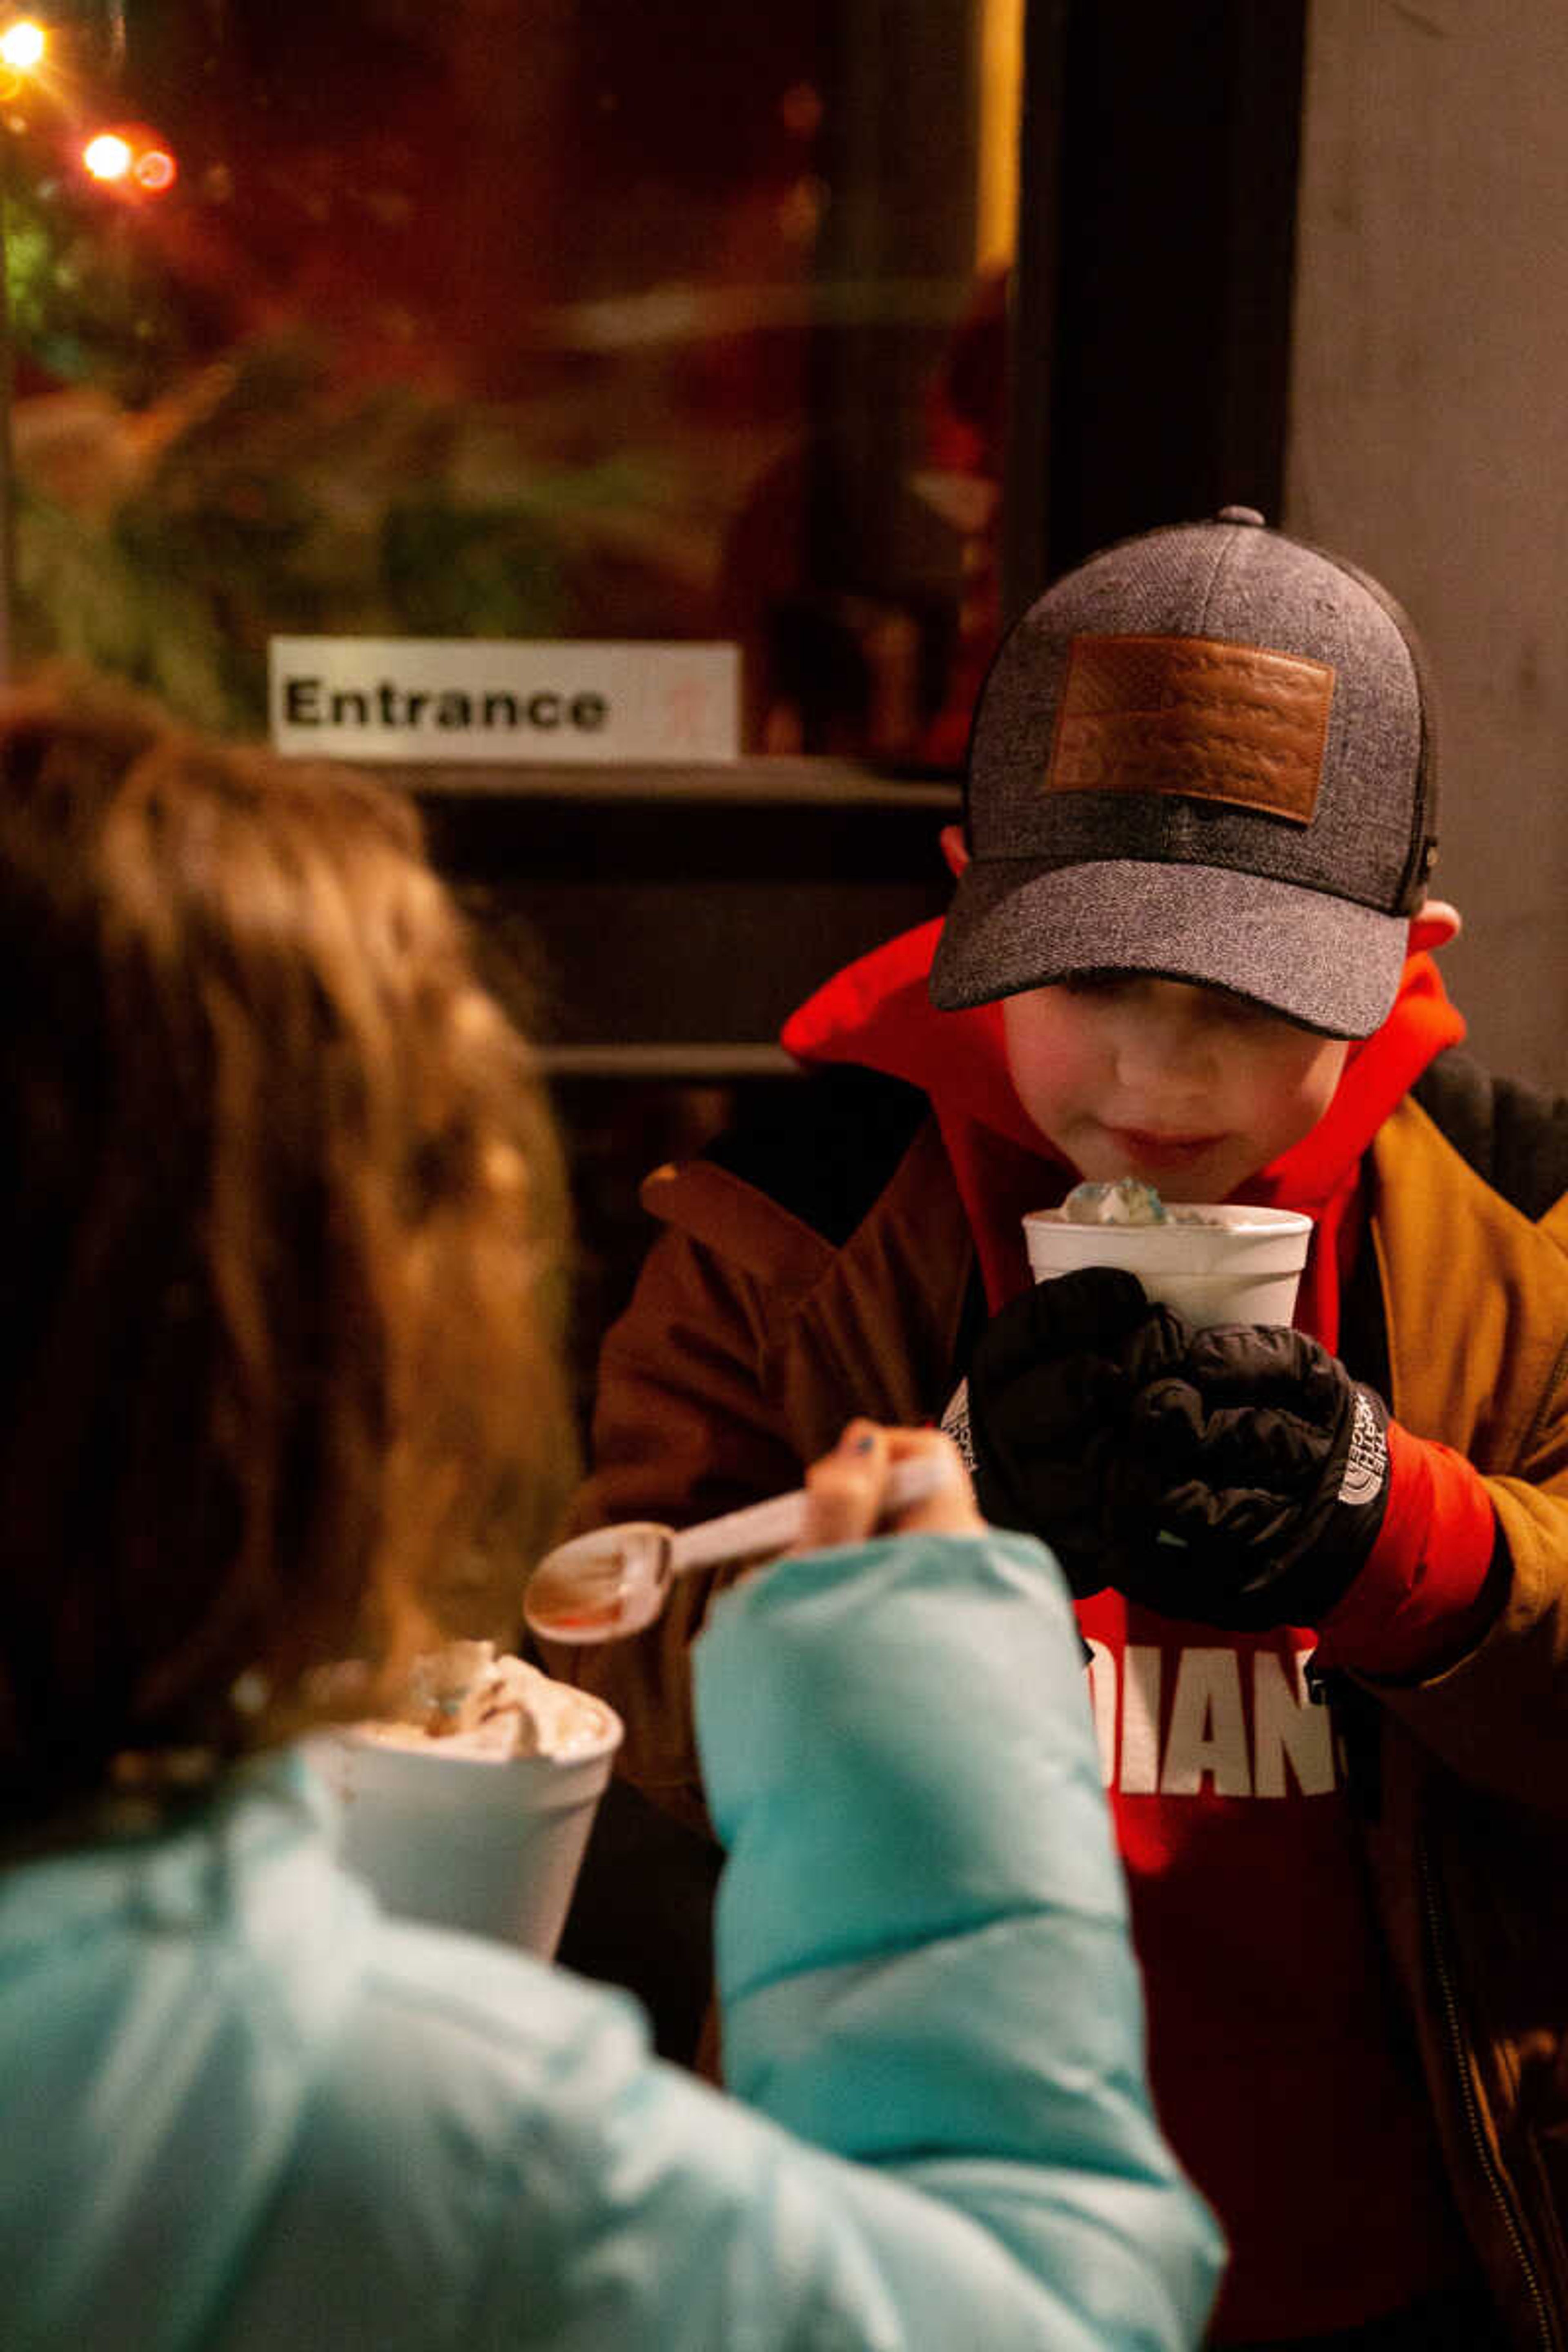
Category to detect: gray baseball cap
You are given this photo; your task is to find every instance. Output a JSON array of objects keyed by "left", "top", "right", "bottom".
[{"left": 929, "top": 508, "right": 1439, "bottom": 1038}]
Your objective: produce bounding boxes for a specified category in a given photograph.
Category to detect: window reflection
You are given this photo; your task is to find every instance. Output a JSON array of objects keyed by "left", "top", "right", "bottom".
[{"left": 2, "top": 0, "right": 1018, "bottom": 760}]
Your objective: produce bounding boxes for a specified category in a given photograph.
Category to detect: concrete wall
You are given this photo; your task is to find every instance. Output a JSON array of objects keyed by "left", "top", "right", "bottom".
[{"left": 1286, "top": 0, "right": 1568, "bottom": 1087}]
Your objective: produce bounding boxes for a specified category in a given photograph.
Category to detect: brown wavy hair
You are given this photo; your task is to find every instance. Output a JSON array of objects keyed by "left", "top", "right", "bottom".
[{"left": 0, "top": 675, "right": 578, "bottom": 1822}]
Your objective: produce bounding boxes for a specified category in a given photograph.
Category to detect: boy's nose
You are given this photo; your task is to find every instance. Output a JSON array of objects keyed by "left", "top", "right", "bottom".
[{"left": 1113, "top": 984, "right": 1223, "bottom": 1089}]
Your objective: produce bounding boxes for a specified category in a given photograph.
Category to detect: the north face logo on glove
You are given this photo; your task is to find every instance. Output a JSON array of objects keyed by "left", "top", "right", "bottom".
[
  {"left": 1339, "top": 1388, "right": 1388, "bottom": 1508},
  {"left": 941, "top": 1377, "right": 976, "bottom": 1472}
]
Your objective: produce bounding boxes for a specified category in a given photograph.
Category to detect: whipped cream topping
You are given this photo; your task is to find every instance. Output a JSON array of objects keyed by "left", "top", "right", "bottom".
[
  {"left": 1061, "top": 1177, "right": 1169, "bottom": 1224},
  {"left": 358, "top": 1641, "right": 612, "bottom": 1762},
  {"left": 1059, "top": 1179, "right": 1223, "bottom": 1227}
]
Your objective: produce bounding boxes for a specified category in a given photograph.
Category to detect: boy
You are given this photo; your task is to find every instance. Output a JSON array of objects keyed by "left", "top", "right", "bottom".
[{"left": 554, "top": 510, "right": 1568, "bottom": 2349}]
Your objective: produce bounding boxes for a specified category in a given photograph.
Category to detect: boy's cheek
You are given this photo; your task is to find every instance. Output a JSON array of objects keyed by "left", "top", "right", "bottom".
[
  {"left": 1267, "top": 1052, "right": 1348, "bottom": 1156},
  {"left": 1004, "top": 1057, "right": 1087, "bottom": 1152},
  {"left": 1000, "top": 1003, "right": 1094, "bottom": 1111},
  {"left": 1279, "top": 1047, "right": 1351, "bottom": 1121}
]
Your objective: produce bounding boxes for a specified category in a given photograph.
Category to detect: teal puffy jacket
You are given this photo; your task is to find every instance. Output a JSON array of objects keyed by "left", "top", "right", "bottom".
[{"left": 0, "top": 1532, "right": 1221, "bottom": 2349}]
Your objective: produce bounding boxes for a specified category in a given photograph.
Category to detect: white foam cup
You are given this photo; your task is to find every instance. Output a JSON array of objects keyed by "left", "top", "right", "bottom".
[
  {"left": 1022, "top": 1203, "right": 1313, "bottom": 1328},
  {"left": 312, "top": 1694, "right": 623, "bottom": 1959}
]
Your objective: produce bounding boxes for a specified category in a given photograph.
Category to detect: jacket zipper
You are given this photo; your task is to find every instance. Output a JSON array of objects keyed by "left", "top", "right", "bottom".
[{"left": 1418, "top": 1822, "right": 1559, "bottom": 2352}]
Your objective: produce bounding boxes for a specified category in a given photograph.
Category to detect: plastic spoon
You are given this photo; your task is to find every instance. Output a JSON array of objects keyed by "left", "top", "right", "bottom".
[{"left": 524, "top": 1453, "right": 954, "bottom": 1646}]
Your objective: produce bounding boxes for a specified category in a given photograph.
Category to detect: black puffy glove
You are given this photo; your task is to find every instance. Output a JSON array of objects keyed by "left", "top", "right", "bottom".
[
  {"left": 967, "top": 1268, "right": 1393, "bottom": 1627},
  {"left": 1105, "top": 1320, "right": 1393, "bottom": 1630},
  {"left": 966, "top": 1265, "right": 1192, "bottom": 1596}
]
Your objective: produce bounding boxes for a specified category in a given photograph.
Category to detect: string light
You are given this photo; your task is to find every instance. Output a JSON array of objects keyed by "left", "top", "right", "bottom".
[
  {"left": 0, "top": 24, "right": 178, "bottom": 200},
  {"left": 0, "top": 20, "right": 46, "bottom": 74}
]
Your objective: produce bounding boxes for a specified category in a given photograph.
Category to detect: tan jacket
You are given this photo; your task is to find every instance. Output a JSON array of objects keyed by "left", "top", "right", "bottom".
[{"left": 552, "top": 1080, "right": 1568, "bottom": 2350}]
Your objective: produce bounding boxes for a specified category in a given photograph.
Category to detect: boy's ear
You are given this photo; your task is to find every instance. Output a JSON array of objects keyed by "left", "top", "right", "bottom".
[
  {"left": 1408, "top": 897, "right": 1461, "bottom": 954},
  {"left": 939, "top": 823, "right": 969, "bottom": 879}
]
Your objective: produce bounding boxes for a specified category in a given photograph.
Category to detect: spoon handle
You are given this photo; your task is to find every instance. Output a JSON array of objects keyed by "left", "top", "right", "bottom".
[{"left": 668, "top": 1452, "right": 955, "bottom": 1576}]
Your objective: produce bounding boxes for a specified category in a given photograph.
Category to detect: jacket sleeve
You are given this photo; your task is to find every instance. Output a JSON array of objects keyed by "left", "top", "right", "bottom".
[
  {"left": 1348, "top": 1098, "right": 1568, "bottom": 1809},
  {"left": 495, "top": 1531, "right": 1222, "bottom": 2350},
  {"left": 540, "top": 1128, "right": 981, "bottom": 1835}
]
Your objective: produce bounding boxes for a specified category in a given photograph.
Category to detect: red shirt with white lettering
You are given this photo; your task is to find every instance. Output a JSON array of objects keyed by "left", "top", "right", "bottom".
[{"left": 1078, "top": 1598, "right": 1468, "bottom": 2338}]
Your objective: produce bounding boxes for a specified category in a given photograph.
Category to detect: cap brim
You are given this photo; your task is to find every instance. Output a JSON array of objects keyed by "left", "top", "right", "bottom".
[{"left": 929, "top": 858, "right": 1409, "bottom": 1038}]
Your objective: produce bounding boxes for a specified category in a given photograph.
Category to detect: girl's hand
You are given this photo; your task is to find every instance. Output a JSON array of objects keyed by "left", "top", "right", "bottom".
[{"left": 796, "top": 1419, "right": 985, "bottom": 1553}]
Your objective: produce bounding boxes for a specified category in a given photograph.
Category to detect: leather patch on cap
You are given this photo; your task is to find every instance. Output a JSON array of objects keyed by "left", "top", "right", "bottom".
[{"left": 1046, "top": 634, "right": 1334, "bottom": 821}]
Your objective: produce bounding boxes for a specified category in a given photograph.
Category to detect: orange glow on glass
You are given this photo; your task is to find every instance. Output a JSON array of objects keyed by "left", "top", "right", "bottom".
[{"left": 132, "top": 147, "right": 177, "bottom": 192}]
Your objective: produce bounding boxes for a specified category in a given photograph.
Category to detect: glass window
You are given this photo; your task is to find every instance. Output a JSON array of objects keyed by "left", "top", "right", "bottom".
[{"left": 2, "top": 0, "right": 1020, "bottom": 762}]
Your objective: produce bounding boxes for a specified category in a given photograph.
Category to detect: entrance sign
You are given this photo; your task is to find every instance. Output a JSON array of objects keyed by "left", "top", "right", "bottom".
[{"left": 269, "top": 637, "right": 740, "bottom": 763}]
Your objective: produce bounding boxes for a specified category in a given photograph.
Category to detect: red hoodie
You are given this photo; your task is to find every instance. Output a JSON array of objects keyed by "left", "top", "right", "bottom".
[{"left": 784, "top": 927, "right": 1487, "bottom": 2339}]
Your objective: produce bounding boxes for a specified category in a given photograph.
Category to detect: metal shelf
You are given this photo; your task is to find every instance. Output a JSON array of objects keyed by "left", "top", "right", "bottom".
[
  {"left": 383, "top": 755, "right": 961, "bottom": 811},
  {"left": 538, "top": 1042, "right": 798, "bottom": 1079}
]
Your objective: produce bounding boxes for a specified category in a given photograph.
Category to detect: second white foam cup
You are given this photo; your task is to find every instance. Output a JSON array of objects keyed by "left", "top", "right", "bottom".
[
  {"left": 311, "top": 1695, "right": 623, "bottom": 1960},
  {"left": 1022, "top": 1203, "right": 1314, "bottom": 1329}
]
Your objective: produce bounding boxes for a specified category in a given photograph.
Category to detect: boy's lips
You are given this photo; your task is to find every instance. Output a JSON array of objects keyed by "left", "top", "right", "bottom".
[{"left": 1102, "top": 1125, "right": 1223, "bottom": 1171}]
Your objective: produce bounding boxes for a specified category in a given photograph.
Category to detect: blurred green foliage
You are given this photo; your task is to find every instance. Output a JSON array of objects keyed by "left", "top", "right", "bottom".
[
  {"left": 11, "top": 336, "right": 684, "bottom": 732},
  {"left": 4, "top": 174, "right": 194, "bottom": 404}
]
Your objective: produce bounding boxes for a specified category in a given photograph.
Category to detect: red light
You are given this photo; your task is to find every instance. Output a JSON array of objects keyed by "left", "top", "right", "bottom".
[{"left": 80, "top": 123, "right": 178, "bottom": 197}]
